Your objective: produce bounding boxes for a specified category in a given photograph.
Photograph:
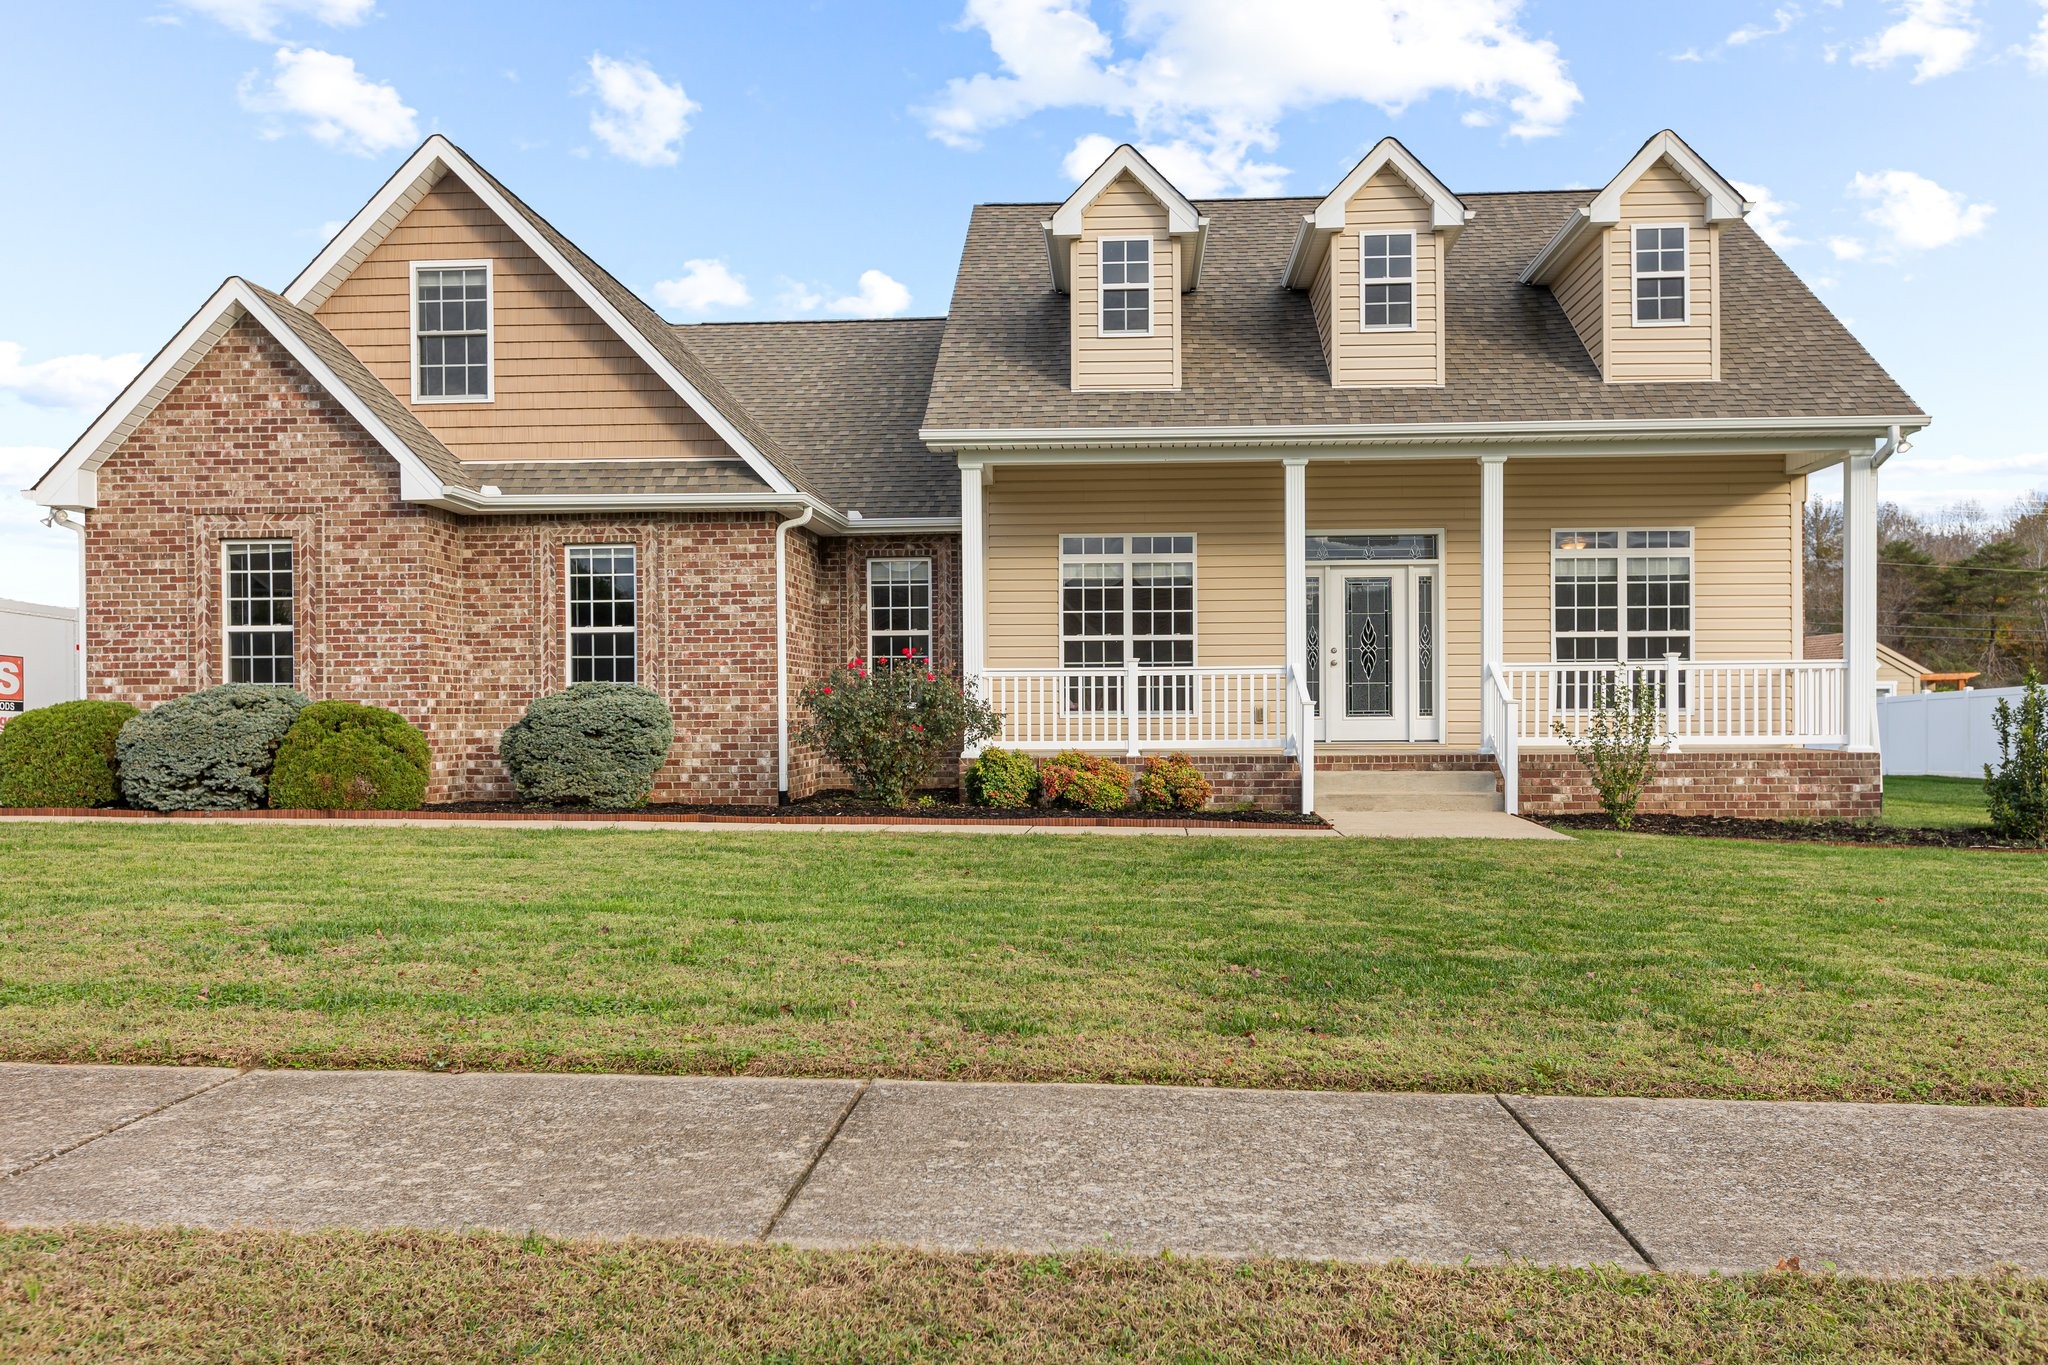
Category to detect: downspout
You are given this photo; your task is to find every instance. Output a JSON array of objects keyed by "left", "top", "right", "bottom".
[
  {"left": 774, "top": 505, "right": 817, "bottom": 802},
  {"left": 43, "top": 509, "right": 86, "bottom": 699}
]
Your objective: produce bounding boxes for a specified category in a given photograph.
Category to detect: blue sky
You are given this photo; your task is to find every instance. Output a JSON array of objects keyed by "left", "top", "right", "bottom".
[{"left": 3, "top": 0, "right": 2045, "bottom": 604}]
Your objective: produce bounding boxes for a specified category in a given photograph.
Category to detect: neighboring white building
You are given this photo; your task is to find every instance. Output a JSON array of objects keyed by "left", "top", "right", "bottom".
[{"left": 0, "top": 597, "right": 80, "bottom": 726}]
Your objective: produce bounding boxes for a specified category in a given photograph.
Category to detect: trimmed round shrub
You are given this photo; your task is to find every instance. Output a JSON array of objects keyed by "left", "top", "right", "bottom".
[
  {"left": 0, "top": 700, "right": 140, "bottom": 808},
  {"left": 118, "top": 685, "right": 308, "bottom": 811},
  {"left": 270, "top": 701, "right": 430, "bottom": 811},
  {"left": 1039, "top": 750, "right": 1132, "bottom": 811},
  {"left": 965, "top": 747, "right": 1038, "bottom": 808},
  {"left": 499, "top": 683, "right": 674, "bottom": 809},
  {"left": 1136, "top": 752, "right": 1213, "bottom": 812}
]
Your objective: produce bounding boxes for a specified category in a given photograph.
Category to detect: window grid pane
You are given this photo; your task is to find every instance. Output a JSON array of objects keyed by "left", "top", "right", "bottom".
[
  {"left": 1551, "top": 530, "right": 1694, "bottom": 707},
  {"left": 1632, "top": 226, "right": 1686, "bottom": 323},
  {"left": 567, "top": 545, "right": 636, "bottom": 684},
  {"left": 1061, "top": 534, "right": 1196, "bottom": 713},
  {"left": 868, "top": 558, "right": 932, "bottom": 664},
  {"left": 1360, "top": 232, "right": 1416, "bottom": 328},
  {"left": 417, "top": 266, "right": 489, "bottom": 397},
  {"left": 224, "top": 540, "right": 294, "bottom": 685},
  {"left": 1099, "top": 239, "right": 1152, "bottom": 334}
]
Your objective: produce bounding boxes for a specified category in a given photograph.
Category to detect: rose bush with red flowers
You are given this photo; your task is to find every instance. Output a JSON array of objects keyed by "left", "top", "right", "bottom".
[{"left": 797, "top": 656, "right": 1002, "bottom": 806}]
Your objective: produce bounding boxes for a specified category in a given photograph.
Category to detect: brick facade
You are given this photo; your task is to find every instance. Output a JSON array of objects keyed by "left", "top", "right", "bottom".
[
  {"left": 85, "top": 317, "right": 961, "bottom": 806},
  {"left": 1516, "top": 748, "right": 1883, "bottom": 819}
]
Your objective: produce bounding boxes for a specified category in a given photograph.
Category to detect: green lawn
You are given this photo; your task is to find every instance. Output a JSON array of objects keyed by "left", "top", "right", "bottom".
[
  {"left": 1884, "top": 775, "right": 1993, "bottom": 830},
  {"left": 2, "top": 1227, "right": 2041, "bottom": 1363},
  {"left": 2, "top": 822, "right": 2042, "bottom": 1102}
]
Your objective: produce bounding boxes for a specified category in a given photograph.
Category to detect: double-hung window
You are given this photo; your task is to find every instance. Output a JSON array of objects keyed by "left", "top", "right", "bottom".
[
  {"left": 1098, "top": 238, "right": 1152, "bottom": 334},
  {"left": 567, "top": 545, "right": 636, "bottom": 683},
  {"left": 1359, "top": 231, "right": 1415, "bottom": 329},
  {"left": 1632, "top": 226, "right": 1687, "bottom": 324},
  {"left": 413, "top": 262, "right": 491, "bottom": 400},
  {"left": 224, "top": 540, "right": 294, "bottom": 685},
  {"left": 868, "top": 557, "right": 931, "bottom": 664},
  {"left": 1060, "top": 534, "right": 1194, "bottom": 712},
  {"left": 1552, "top": 529, "right": 1694, "bottom": 706}
]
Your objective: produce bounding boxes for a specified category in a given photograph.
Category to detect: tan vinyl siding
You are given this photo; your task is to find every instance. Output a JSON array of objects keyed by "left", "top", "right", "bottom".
[
  {"left": 1310, "top": 249, "right": 1334, "bottom": 377},
  {"left": 1331, "top": 173, "right": 1443, "bottom": 387},
  {"left": 1605, "top": 161, "right": 1717, "bottom": 383},
  {"left": 984, "top": 463, "right": 1282, "bottom": 668},
  {"left": 1505, "top": 454, "right": 1801, "bottom": 666},
  {"left": 1552, "top": 235, "right": 1605, "bottom": 371},
  {"left": 315, "top": 177, "right": 736, "bottom": 461},
  {"left": 1070, "top": 173, "right": 1180, "bottom": 391}
]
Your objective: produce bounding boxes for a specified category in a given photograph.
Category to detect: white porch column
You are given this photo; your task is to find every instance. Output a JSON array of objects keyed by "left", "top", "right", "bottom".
[
  {"left": 959, "top": 461, "right": 986, "bottom": 683},
  {"left": 1282, "top": 458, "right": 1311, "bottom": 813},
  {"left": 1478, "top": 455, "right": 1506, "bottom": 753},
  {"left": 1842, "top": 448, "right": 1879, "bottom": 750}
]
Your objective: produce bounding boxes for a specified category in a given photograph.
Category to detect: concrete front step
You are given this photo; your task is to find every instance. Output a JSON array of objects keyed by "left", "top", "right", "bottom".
[{"left": 1317, "top": 791, "right": 1506, "bottom": 814}]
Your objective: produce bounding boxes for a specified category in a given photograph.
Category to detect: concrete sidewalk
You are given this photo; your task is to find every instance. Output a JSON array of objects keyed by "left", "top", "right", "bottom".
[{"left": 2, "top": 1063, "right": 2041, "bottom": 1276}]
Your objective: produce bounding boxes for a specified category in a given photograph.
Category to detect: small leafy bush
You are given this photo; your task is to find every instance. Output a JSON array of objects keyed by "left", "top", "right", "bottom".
[
  {"left": 271, "top": 701, "right": 431, "bottom": 811},
  {"left": 966, "top": 747, "right": 1038, "bottom": 807},
  {"left": 1985, "top": 669, "right": 2048, "bottom": 844},
  {"left": 798, "top": 655, "right": 1003, "bottom": 807},
  {"left": 1136, "top": 752, "right": 1213, "bottom": 811},
  {"left": 1039, "top": 750, "right": 1132, "bottom": 811},
  {"left": 499, "top": 683, "right": 674, "bottom": 810},
  {"left": 118, "top": 684, "right": 309, "bottom": 811},
  {"left": 0, "top": 700, "right": 139, "bottom": 808},
  {"left": 1554, "top": 668, "right": 1666, "bottom": 830}
]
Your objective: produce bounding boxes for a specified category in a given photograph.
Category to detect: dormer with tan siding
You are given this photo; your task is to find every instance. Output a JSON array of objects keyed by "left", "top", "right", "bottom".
[
  {"left": 1043, "top": 146, "right": 1206, "bottom": 392},
  {"left": 1523, "top": 130, "right": 1750, "bottom": 385},
  {"left": 1283, "top": 139, "right": 1469, "bottom": 388}
]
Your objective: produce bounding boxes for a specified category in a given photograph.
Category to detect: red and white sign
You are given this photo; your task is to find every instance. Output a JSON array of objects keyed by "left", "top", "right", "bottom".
[{"left": 0, "top": 655, "right": 21, "bottom": 729}]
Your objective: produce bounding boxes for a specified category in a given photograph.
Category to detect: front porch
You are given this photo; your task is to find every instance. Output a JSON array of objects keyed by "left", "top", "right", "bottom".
[{"left": 954, "top": 448, "right": 1888, "bottom": 817}]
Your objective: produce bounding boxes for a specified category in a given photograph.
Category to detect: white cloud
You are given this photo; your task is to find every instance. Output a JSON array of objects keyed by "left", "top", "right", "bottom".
[
  {"left": 175, "top": 0, "right": 374, "bottom": 41},
  {"left": 1460, "top": 109, "right": 1496, "bottom": 127},
  {"left": 585, "top": 54, "right": 697, "bottom": 167},
  {"left": 1728, "top": 6, "right": 1801, "bottom": 46},
  {"left": 652, "top": 259, "right": 752, "bottom": 314},
  {"left": 775, "top": 278, "right": 826, "bottom": 313},
  {"left": 238, "top": 46, "right": 417, "bottom": 155},
  {"left": 0, "top": 447, "right": 77, "bottom": 608},
  {"left": 1828, "top": 235, "right": 1867, "bottom": 260},
  {"left": 1849, "top": 169, "right": 1992, "bottom": 252},
  {"left": 0, "top": 342, "right": 142, "bottom": 413},
  {"left": 1852, "top": 0, "right": 1979, "bottom": 82},
  {"left": 2028, "top": 1, "right": 2048, "bottom": 71},
  {"left": 924, "top": 0, "right": 1582, "bottom": 195},
  {"left": 1731, "top": 180, "right": 1803, "bottom": 248},
  {"left": 1880, "top": 451, "right": 2048, "bottom": 510},
  {"left": 831, "top": 271, "right": 913, "bottom": 318}
]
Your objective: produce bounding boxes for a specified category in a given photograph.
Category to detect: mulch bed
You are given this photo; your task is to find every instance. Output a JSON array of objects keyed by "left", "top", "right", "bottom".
[{"left": 1536, "top": 812, "right": 2042, "bottom": 850}]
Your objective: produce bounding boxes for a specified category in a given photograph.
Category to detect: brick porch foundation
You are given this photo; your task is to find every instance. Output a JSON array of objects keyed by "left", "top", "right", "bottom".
[{"left": 1516, "top": 748, "right": 1883, "bottom": 820}]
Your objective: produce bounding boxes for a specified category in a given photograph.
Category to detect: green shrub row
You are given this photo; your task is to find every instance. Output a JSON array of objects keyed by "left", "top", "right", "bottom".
[{"left": 964, "top": 748, "right": 1213, "bottom": 812}]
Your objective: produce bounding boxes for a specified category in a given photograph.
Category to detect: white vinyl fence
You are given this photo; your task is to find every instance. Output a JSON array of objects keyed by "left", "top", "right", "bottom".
[{"left": 1877, "top": 686, "right": 2026, "bottom": 777}]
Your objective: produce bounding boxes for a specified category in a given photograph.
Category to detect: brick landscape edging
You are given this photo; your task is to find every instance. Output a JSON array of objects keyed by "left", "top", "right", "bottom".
[{"left": 0, "top": 806, "right": 1328, "bottom": 832}]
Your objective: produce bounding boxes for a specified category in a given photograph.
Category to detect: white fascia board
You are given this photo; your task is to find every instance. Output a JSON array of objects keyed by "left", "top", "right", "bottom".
[
  {"left": 920, "top": 415, "right": 1929, "bottom": 453},
  {"left": 1311, "top": 137, "right": 1468, "bottom": 234},
  {"left": 1520, "top": 208, "right": 1594, "bottom": 286},
  {"left": 1049, "top": 144, "right": 1201, "bottom": 237},
  {"left": 31, "top": 279, "right": 446, "bottom": 508},
  {"left": 284, "top": 138, "right": 448, "bottom": 308},
  {"left": 281, "top": 134, "right": 800, "bottom": 498},
  {"left": 1587, "top": 129, "right": 1748, "bottom": 225}
]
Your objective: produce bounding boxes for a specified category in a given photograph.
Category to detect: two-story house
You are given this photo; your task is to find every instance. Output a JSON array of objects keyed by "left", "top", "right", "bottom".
[{"left": 29, "top": 130, "right": 1922, "bottom": 817}]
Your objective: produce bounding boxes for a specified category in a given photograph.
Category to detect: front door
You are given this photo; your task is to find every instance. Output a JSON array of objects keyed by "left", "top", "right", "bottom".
[{"left": 1310, "top": 565, "right": 1440, "bottom": 742}]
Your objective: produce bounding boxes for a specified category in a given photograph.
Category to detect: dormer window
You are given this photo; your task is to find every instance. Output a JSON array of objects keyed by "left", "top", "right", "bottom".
[
  {"left": 412, "top": 261, "right": 492, "bottom": 401},
  {"left": 1099, "top": 238, "right": 1152, "bottom": 334},
  {"left": 1360, "top": 231, "right": 1415, "bottom": 329},
  {"left": 1632, "top": 226, "right": 1687, "bottom": 325}
]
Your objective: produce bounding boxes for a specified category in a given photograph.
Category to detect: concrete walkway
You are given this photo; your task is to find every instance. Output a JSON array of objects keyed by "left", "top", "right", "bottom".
[{"left": 4, "top": 1064, "right": 2039, "bottom": 1276}]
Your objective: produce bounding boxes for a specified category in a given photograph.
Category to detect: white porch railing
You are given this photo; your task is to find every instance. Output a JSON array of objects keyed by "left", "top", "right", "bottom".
[
  {"left": 981, "top": 665, "right": 1289, "bottom": 754},
  {"left": 1497, "top": 660, "right": 1848, "bottom": 748},
  {"left": 1482, "top": 662, "right": 1520, "bottom": 814}
]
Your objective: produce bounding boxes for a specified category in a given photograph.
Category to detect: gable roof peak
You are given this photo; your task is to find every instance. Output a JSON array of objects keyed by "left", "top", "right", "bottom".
[
  {"left": 1312, "top": 136, "right": 1469, "bottom": 233},
  {"left": 1043, "top": 143, "right": 1207, "bottom": 293},
  {"left": 1588, "top": 128, "right": 1749, "bottom": 224}
]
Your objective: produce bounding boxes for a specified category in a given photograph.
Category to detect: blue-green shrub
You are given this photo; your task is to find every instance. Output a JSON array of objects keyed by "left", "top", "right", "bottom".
[
  {"left": 498, "top": 683, "right": 674, "bottom": 809},
  {"left": 117, "top": 684, "right": 309, "bottom": 811}
]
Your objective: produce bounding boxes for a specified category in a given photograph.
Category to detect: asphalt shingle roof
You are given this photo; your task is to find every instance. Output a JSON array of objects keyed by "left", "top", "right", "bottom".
[
  {"left": 460, "top": 459, "right": 770, "bottom": 497},
  {"left": 922, "top": 191, "right": 1925, "bottom": 432}
]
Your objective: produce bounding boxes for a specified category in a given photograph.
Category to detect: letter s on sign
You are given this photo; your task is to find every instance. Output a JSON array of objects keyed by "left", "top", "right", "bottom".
[{"left": 0, "top": 657, "right": 20, "bottom": 698}]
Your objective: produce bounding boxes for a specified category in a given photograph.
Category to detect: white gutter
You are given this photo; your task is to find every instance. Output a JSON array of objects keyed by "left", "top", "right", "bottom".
[
  {"left": 774, "top": 505, "right": 817, "bottom": 800},
  {"left": 43, "top": 509, "right": 86, "bottom": 698},
  {"left": 921, "top": 414, "right": 1930, "bottom": 451}
]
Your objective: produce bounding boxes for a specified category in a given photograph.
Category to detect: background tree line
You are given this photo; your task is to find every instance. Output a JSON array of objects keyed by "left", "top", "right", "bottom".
[{"left": 1805, "top": 491, "right": 2048, "bottom": 685}]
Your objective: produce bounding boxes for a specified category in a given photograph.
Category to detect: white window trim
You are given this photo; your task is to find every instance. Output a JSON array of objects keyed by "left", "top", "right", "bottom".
[
  {"left": 1095, "top": 236, "right": 1155, "bottom": 339},
  {"left": 409, "top": 258, "right": 495, "bottom": 404},
  {"left": 1876, "top": 680, "right": 1900, "bottom": 698},
  {"left": 564, "top": 543, "right": 638, "bottom": 685},
  {"left": 866, "top": 556, "right": 933, "bottom": 664},
  {"left": 221, "top": 538, "right": 295, "bottom": 686},
  {"left": 1548, "top": 526, "right": 1696, "bottom": 667},
  {"left": 1057, "top": 533, "right": 1199, "bottom": 670},
  {"left": 1629, "top": 223, "right": 1689, "bottom": 328},
  {"left": 1357, "top": 230, "right": 1418, "bottom": 333}
]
